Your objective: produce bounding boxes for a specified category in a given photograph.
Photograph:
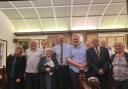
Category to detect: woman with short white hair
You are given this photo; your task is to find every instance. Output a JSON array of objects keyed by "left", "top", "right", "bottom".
[{"left": 38, "top": 48, "right": 59, "bottom": 89}]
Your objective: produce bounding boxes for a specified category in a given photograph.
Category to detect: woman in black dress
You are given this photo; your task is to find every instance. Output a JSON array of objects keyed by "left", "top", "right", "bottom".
[
  {"left": 6, "top": 45, "right": 26, "bottom": 89},
  {"left": 38, "top": 48, "right": 59, "bottom": 89}
]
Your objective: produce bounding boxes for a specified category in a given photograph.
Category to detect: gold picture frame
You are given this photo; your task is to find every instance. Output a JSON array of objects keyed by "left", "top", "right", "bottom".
[{"left": 0, "top": 39, "right": 7, "bottom": 67}]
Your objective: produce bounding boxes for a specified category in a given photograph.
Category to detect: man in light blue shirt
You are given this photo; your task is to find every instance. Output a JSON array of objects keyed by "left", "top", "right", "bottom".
[
  {"left": 66, "top": 34, "right": 88, "bottom": 89},
  {"left": 52, "top": 35, "right": 70, "bottom": 89}
]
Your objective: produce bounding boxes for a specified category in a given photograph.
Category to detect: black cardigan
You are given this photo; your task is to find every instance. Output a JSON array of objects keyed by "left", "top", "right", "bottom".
[
  {"left": 111, "top": 52, "right": 128, "bottom": 68},
  {"left": 6, "top": 54, "right": 26, "bottom": 79}
]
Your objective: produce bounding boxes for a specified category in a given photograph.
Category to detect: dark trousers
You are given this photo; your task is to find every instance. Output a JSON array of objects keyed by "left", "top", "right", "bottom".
[
  {"left": 93, "top": 74, "right": 109, "bottom": 89},
  {"left": 69, "top": 69, "right": 80, "bottom": 89},
  {"left": 114, "top": 79, "right": 128, "bottom": 89},
  {"left": 69, "top": 69, "right": 89, "bottom": 89},
  {"left": 7, "top": 78, "right": 24, "bottom": 89},
  {"left": 57, "top": 66, "right": 70, "bottom": 89},
  {"left": 25, "top": 73, "right": 39, "bottom": 89}
]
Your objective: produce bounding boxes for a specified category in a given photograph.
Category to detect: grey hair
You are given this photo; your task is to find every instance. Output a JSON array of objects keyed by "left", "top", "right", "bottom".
[
  {"left": 114, "top": 42, "right": 124, "bottom": 47},
  {"left": 45, "top": 48, "right": 52, "bottom": 52}
]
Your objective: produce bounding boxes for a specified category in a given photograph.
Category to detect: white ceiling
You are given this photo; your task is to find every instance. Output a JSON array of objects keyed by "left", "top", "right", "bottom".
[{"left": 0, "top": 0, "right": 127, "bottom": 32}]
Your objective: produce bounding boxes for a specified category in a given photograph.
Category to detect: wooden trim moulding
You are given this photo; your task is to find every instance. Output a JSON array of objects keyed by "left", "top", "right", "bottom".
[{"left": 14, "top": 28, "right": 128, "bottom": 36}]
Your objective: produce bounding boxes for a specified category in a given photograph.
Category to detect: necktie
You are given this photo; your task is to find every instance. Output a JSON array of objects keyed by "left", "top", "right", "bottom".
[
  {"left": 60, "top": 44, "right": 63, "bottom": 64},
  {"left": 95, "top": 48, "right": 100, "bottom": 59}
]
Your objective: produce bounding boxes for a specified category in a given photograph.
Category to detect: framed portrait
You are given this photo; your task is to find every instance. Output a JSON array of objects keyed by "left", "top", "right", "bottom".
[
  {"left": 17, "top": 39, "right": 31, "bottom": 51},
  {"left": 0, "top": 39, "right": 7, "bottom": 67}
]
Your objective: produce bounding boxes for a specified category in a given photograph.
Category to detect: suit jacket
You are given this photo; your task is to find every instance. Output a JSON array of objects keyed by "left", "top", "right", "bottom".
[
  {"left": 6, "top": 54, "right": 26, "bottom": 79},
  {"left": 86, "top": 47, "right": 111, "bottom": 76},
  {"left": 38, "top": 55, "right": 59, "bottom": 89}
]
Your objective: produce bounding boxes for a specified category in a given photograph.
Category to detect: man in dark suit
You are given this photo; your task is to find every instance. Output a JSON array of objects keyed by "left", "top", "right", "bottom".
[{"left": 86, "top": 38, "right": 111, "bottom": 89}]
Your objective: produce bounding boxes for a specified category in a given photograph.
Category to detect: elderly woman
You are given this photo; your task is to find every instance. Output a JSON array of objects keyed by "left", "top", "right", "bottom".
[
  {"left": 111, "top": 42, "right": 128, "bottom": 89},
  {"left": 6, "top": 45, "right": 26, "bottom": 89},
  {"left": 38, "top": 48, "right": 59, "bottom": 89}
]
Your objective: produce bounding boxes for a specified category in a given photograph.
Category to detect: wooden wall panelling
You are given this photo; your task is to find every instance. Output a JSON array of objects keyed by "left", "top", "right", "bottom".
[
  {"left": 115, "top": 36, "right": 124, "bottom": 44},
  {"left": 86, "top": 33, "right": 98, "bottom": 42},
  {"left": 107, "top": 36, "right": 116, "bottom": 47}
]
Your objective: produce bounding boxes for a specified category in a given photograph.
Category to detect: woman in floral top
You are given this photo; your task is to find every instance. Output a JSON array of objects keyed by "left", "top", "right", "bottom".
[{"left": 111, "top": 42, "right": 128, "bottom": 89}]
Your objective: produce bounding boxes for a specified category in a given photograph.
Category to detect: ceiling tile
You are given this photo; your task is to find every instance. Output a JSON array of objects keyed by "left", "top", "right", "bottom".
[
  {"left": 12, "top": 20, "right": 28, "bottom": 30},
  {"left": 37, "top": 8, "right": 53, "bottom": 18},
  {"left": 2, "top": 9, "right": 21, "bottom": 19},
  {"left": 105, "top": 4, "right": 125, "bottom": 15},
  {"left": 53, "top": 0, "right": 71, "bottom": 6},
  {"left": 121, "top": 8, "right": 127, "bottom": 15},
  {"left": 100, "top": 16, "right": 115, "bottom": 28},
  {"left": 56, "top": 7, "right": 70, "bottom": 17},
  {"left": 89, "top": 5, "right": 106, "bottom": 16},
  {"left": 42, "top": 18, "right": 56, "bottom": 30},
  {"left": 73, "top": 0, "right": 90, "bottom": 5},
  {"left": 12, "top": 19, "right": 42, "bottom": 31},
  {"left": 27, "top": 19, "right": 41, "bottom": 30},
  {"left": 72, "top": 17, "right": 85, "bottom": 27},
  {"left": 12, "top": 1, "right": 32, "bottom": 7},
  {"left": 19, "top": 9, "right": 38, "bottom": 19},
  {"left": 92, "top": 0, "right": 110, "bottom": 4},
  {"left": 86, "top": 16, "right": 100, "bottom": 27},
  {"left": 73, "top": 6, "right": 88, "bottom": 17},
  {"left": 57, "top": 18, "right": 70, "bottom": 29},
  {"left": 33, "top": 0, "right": 51, "bottom": 7},
  {"left": 114, "top": 15, "right": 127, "bottom": 27},
  {"left": 0, "top": 2, "right": 13, "bottom": 8},
  {"left": 112, "top": 0, "right": 126, "bottom": 3}
]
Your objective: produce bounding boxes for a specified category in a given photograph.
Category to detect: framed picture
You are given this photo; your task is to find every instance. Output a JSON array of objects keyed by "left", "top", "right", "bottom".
[
  {"left": 17, "top": 39, "right": 31, "bottom": 51},
  {"left": 0, "top": 39, "right": 7, "bottom": 67}
]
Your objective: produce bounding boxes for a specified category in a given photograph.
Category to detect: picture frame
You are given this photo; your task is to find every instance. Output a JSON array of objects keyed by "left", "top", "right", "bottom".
[
  {"left": 0, "top": 39, "right": 7, "bottom": 67},
  {"left": 17, "top": 39, "right": 31, "bottom": 51}
]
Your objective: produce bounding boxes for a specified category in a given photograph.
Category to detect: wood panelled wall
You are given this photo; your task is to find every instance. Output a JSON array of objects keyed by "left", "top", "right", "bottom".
[{"left": 16, "top": 33, "right": 127, "bottom": 50}]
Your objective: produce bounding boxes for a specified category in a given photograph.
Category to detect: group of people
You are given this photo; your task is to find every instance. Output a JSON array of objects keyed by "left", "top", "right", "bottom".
[{"left": 6, "top": 34, "right": 128, "bottom": 89}]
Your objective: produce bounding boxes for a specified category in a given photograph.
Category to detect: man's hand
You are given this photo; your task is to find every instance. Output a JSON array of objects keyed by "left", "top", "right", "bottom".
[
  {"left": 16, "top": 78, "right": 21, "bottom": 83},
  {"left": 78, "top": 63, "right": 87, "bottom": 69},
  {"left": 98, "top": 69, "right": 104, "bottom": 75}
]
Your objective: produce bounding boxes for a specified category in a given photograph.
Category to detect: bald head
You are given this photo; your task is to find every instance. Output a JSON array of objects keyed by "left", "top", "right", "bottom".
[{"left": 31, "top": 40, "right": 38, "bottom": 50}]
